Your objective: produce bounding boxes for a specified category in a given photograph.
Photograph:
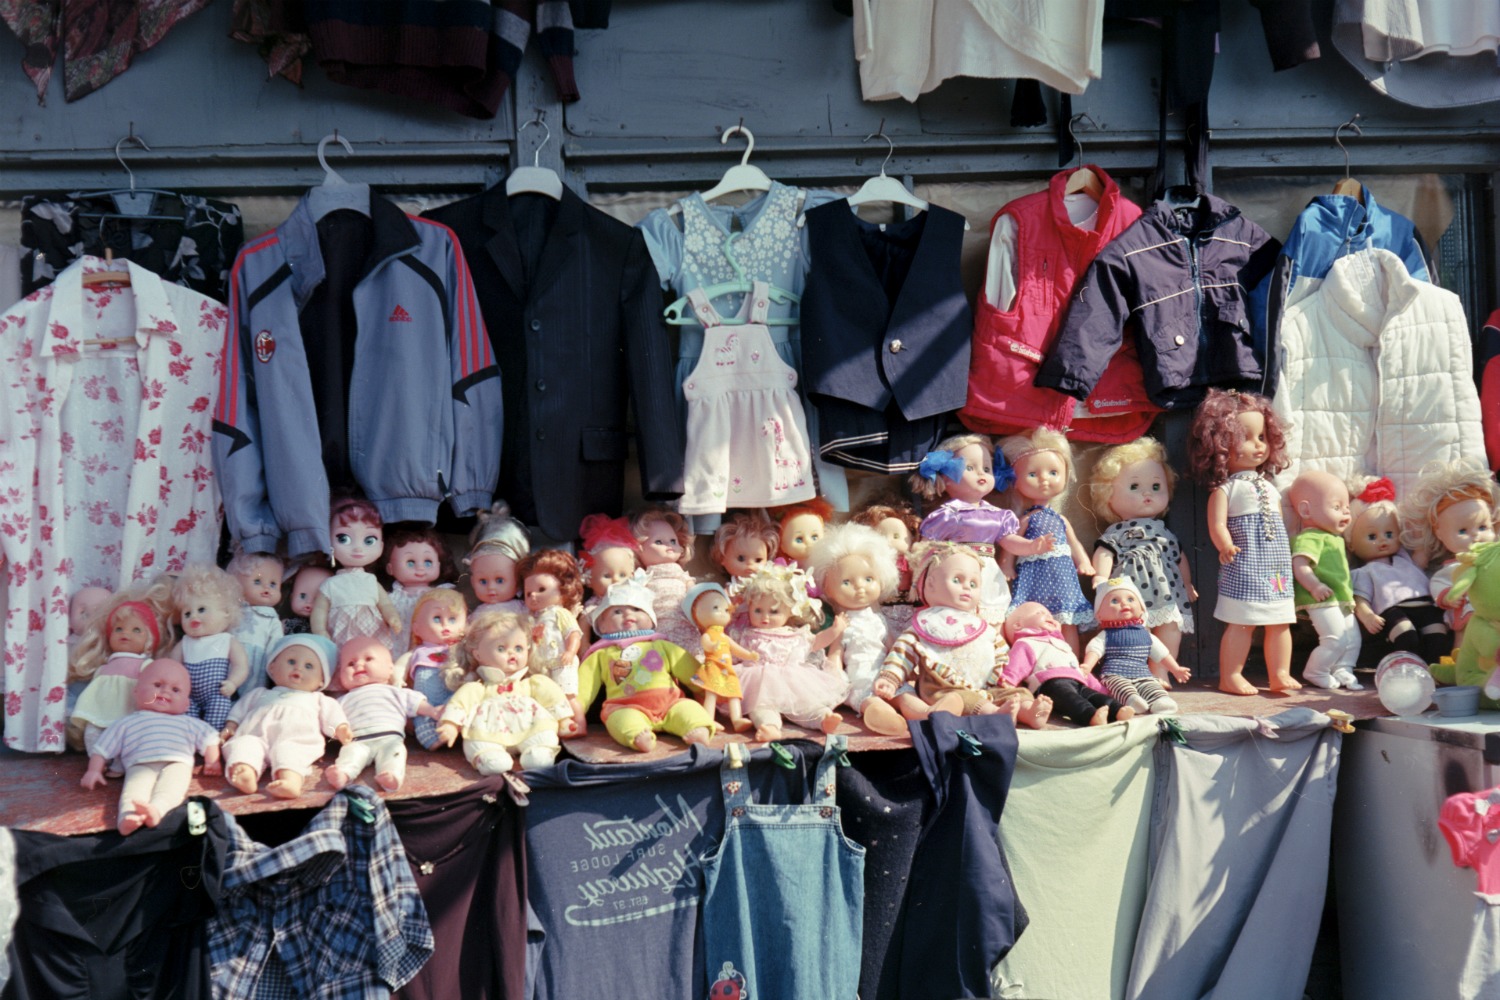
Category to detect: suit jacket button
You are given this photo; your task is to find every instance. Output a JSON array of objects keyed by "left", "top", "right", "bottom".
[
  {"left": 530, "top": 319, "right": 542, "bottom": 332},
  {"left": 889, "top": 339, "right": 903, "bottom": 353},
  {"left": 536, "top": 429, "right": 547, "bottom": 441},
  {"left": 535, "top": 379, "right": 546, "bottom": 392}
]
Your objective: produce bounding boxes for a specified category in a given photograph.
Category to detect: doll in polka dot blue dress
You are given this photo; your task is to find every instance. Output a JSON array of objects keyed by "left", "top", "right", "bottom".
[{"left": 1000, "top": 428, "right": 1097, "bottom": 655}]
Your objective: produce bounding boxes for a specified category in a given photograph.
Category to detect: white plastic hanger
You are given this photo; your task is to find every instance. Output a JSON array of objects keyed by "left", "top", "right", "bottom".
[
  {"left": 669, "top": 123, "right": 773, "bottom": 217},
  {"left": 305, "top": 131, "right": 370, "bottom": 221},
  {"left": 506, "top": 112, "right": 564, "bottom": 200},
  {"left": 846, "top": 124, "right": 928, "bottom": 213}
]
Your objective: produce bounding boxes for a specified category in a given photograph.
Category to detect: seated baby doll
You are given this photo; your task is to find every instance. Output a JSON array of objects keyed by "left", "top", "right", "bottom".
[
  {"left": 1001, "top": 603, "right": 1133, "bottom": 727},
  {"left": 1081, "top": 577, "right": 1191, "bottom": 715},
  {"left": 326, "top": 637, "right": 442, "bottom": 792}
]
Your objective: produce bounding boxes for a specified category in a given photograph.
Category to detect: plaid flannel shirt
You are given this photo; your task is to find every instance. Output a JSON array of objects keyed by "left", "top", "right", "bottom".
[{"left": 209, "top": 787, "right": 433, "bottom": 999}]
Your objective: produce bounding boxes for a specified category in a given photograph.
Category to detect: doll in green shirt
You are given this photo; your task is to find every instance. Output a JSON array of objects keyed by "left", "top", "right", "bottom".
[{"left": 1287, "top": 470, "right": 1363, "bottom": 690}]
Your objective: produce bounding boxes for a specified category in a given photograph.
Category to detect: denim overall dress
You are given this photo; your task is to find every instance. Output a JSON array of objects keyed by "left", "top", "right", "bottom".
[{"left": 701, "top": 736, "right": 865, "bottom": 1000}]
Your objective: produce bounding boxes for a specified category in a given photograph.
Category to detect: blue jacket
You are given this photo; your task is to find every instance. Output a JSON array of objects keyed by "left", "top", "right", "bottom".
[{"left": 213, "top": 195, "right": 502, "bottom": 557}]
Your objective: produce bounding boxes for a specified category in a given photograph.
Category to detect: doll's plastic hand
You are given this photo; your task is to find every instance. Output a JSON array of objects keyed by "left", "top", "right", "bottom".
[
  {"left": 1168, "top": 663, "right": 1192, "bottom": 683},
  {"left": 1217, "top": 543, "right": 1241, "bottom": 565},
  {"left": 827, "top": 613, "right": 849, "bottom": 641},
  {"left": 873, "top": 677, "right": 897, "bottom": 699},
  {"left": 219, "top": 679, "right": 238, "bottom": 698},
  {"left": 80, "top": 767, "right": 107, "bottom": 790},
  {"left": 437, "top": 722, "right": 460, "bottom": 747},
  {"left": 1187, "top": 583, "right": 1199, "bottom": 601},
  {"left": 387, "top": 617, "right": 403, "bottom": 634},
  {"left": 1031, "top": 535, "right": 1055, "bottom": 555},
  {"left": 558, "top": 717, "right": 582, "bottom": 738},
  {"left": 220, "top": 722, "right": 238, "bottom": 742},
  {"left": 1074, "top": 555, "right": 1093, "bottom": 575},
  {"left": 334, "top": 723, "right": 354, "bottom": 745},
  {"left": 1310, "top": 582, "right": 1333, "bottom": 602},
  {"left": 417, "top": 702, "right": 444, "bottom": 720},
  {"left": 1355, "top": 606, "right": 1385, "bottom": 634}
]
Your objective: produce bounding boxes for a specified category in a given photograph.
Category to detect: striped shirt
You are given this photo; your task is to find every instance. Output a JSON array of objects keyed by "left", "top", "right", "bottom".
[
  {"left": 93, "top": 711, "right": 221, "bottom": 766},
  {"left": 339, "top": 685, "right": 429, "bottom": 737}
]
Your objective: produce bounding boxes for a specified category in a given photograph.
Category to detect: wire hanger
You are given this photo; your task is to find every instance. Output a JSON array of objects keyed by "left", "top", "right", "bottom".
[
  {"left": 693, "top": 121, "right": 774, "bottom": 206},
  {"left": 847, "top": 120, "right": 928, "bottom": 213},
  {"left": 76, "top": 125, "right": 183, "bottom": 221},
  {"left": 1063, "top": 113, "right": 1105, "bottom": 202},
  {"left": 306, "top": 130, "right": 370, "bottom": 221},
  {"left": 506, "top": 109, "right": 564, "bottom": 200},
  {"left": 1332, "top": 114, "right": 1365, "bottom": 203}
]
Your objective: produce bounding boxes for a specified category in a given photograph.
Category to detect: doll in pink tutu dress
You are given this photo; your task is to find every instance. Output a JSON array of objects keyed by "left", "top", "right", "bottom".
[{"left": 732, "top": 563, "right": 846, "bottom": 741}]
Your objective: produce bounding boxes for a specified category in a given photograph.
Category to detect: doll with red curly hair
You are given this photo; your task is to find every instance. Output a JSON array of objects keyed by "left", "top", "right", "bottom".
[
  {"left": 517, "top": 548, "right": 587, "bottom": 732},
  {"left": 577, "top": 514, "right": 642, "bottom": 634},
  {"left": 770, "top": 497, "right": 834, "bottom": 569},
  {"left": 1189, "top": 389, "right": 1296, "bottom": 695}
]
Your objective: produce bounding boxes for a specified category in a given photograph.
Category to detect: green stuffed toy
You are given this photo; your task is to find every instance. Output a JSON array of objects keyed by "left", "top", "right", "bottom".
[{"left": 1435, "top": 539, "right": 1500, "bottom": 709}]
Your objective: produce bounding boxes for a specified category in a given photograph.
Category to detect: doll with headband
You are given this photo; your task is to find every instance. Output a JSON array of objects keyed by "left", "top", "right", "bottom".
[
  {"left": 578, "top": 513, "right": 642, "bottom": 635},
  {"left": 312, "top": 498, "right": 402, "bottom": 655},
  {"left": 876, "top": 541, "right": 1053, "bottom": 727},
  {"left": 733, "top": 564, "right": 846, "bottom": 741},
  {"left": 1189, "top": 388, "right": 1296, "bottom": 695},
  {"left": 1002, "top": 603, "right": 1133, "bottom": 727},
  {"left": 771, "top": 497, "right": 834, "bottom": 570},
  {"left": 684, "top": 582, "right": 757, "bottom": 731},
  {"left": 1081, "top": 577, "right": 1191, "bottom": 713},
  {"left": 629, "top": 505, "right": 701, "bottom": 653},
  {"left": 465, "top": 503, "right": 531, "bottom": 616},
  {"left": 912, "top": 432, "right": 1053, "bottom": 630},
  {"left": 1087, "top": 437, "right": 1196, "bottom": 659},
  {"left": 69, "top": 579, "right": 174, "bottom": 756},
  {"left": 395, "top": 588, "right": 470, "bottom": 750},
  {"left": 226, "top": 549, "right": 286, "bottom": 695},
  {"left": 1400, "top": 459, "right": 1500, "bottom": 654},
  {"left": 711, "top": 511, "right": 781, "bottom": 595},
  {"left": 384, "top": 526, "right": 457, "bottom": 639},
  {"left": 437, "top": 610, "right": 574, "bottom": 773},
  {"left": 170, "top": 566, "right": 250, "bottom": 730},
  {"left": 1286, "top": 470, "right": 1363, "bottom": 690},
  {"left": 517, "top": 549, "right": 587, "bottom": 732},
  {"left": 1346, "top": 476, "right": 1451, "bottom": 667},
  {"left": 282, "top": 563, "right": 332, "bottom": 635}
]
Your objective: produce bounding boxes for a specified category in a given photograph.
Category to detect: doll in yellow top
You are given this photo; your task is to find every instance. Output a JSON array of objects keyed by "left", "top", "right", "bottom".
[{"left": 684, "top": 582, "right": 757, "bottom": 732}]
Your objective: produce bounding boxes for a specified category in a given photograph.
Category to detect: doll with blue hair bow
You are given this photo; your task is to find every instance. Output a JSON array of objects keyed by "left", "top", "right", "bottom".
[{"left": 909, "top": 432, "right": 1053, "bottom": 630}]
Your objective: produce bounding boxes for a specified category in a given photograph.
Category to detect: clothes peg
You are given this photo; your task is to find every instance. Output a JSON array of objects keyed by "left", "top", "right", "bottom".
[
  {"left": 955, "top": 730, "right": 984, "bottom": 757},
  {"left": 727, "top": 741, "right": 746, "bottom": 769},
  {"left": 1158, "top": 718, "right": 1188, "bottom": 745},
  {"left": 503, "top": 771, "right": 532, "bottom": 806},
  {"left": 347, "top": 794, "right": 377, "bottom": 824},
  {"left": 1325, "top": 709, "right": 1355, "bottom": 734},
  {"left": 767, "top": 742, "right": 796, "bottom": 769},
  {"left": 186, "top": 800, "right": 207, "bottom": 837}
]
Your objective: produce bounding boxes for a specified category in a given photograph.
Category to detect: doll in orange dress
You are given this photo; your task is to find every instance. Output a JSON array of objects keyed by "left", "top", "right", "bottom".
[{"left": 683, "top": 582, "right": 757, "bottom": 731}]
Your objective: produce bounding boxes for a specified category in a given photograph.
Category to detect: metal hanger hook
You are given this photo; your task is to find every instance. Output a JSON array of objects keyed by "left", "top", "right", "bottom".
[
  {"left": 114, "top": 128, "right": 152, "bottom": 194},
  {"left": 1067, "top": 113, "right": 1099, "bottom": 167},
  {"left": 720, "top": 119, "right": 755, "bottom": 166},
  {"left": 863, "top": 117, "right": 894, "bottom": 178},
  {"left": 520, "top": 111, "right": 551, "bottom": 168},
  {"left": 316, "top": 130, "right": 355, "bottom": 180},
  {"left": 1334, "top": 113, "right": 1364, "bottom": 179}
]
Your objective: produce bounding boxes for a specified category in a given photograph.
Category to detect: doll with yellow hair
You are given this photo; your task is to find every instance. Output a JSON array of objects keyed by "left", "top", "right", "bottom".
[
  {"left": 395, "top": 588, "right": 469, "bottom": 749},
  {"left": 1399, "top": 459, "right": 1500, "bottom": 653}
]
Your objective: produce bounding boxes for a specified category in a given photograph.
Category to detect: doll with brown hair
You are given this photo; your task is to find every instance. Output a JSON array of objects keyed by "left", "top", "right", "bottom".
[
  {"left": 170, "top": 565, "right": 250, "bottom": 730},
  {"left": 1086, "top": 437, "right": 1197, "bottom": 659},
  {"left": 226, "top": 549, "right": 286, "bottom": 695},
  {"left": 281, "top": 563, "right": 332, "bottom": 635},
  {"left": 711, "top": 511, "right": 782, "bottom": 593},
  {"left": 629, "top": 505, "right": 701, "bottom": 652},
  {"left": 998, "top": 428, "right": 1097, "bottom": 654},
  {"left": 517, "top": 548, "right": 588, "bottom": 733},
  {"left": 312, "top": 498, "right": 402, "bottom": 655},
  {"left": 1346, "top": 476, "right": 1451, "bottom": 665},
  {"left": 384, "top": 525, "right": 458, "bottom": 638},
  {"left": 733, "top": 564, "right": 846, "bottom": 741},
  {"left": 394, "top": 588, "right": 470, "bottom": 750},
  {"left": 464, "top": 502, "right": 531, "bottom": 615},
  {"left": 912, "top": 432, "right": 1052, "bottom": 630},
  {"left": 1399, "top": 459, "right": 1500, "bottom": 653},
  {"left": 578, "top": 514, "right": 642, "bottom": 636},
  {"left": 770, "top": 497, "right": 835, "bottom": 569},
  {"left": 68, "top": 579, "right": 175, "bottom": 755},
  {"left": 1189, "top": 388, "right": 1296, "bottom": 695},
  {"left": 876, "top": 541, "right": 1053, "bottom": 728},
  {"left": 851, "top": 500, "right": 922, "bottom": 597},
  {"left": 683, "top": 581, "right": 756, "bottom": 731}
]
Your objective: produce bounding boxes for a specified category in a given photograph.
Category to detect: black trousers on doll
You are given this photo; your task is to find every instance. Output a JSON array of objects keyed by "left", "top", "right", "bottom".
[
  {"left": 1037, "top": 677, "right": 1127, "bottom": 726},
  {"left": 1377, "top": 600, "right": 1450, "bottom": 664}
]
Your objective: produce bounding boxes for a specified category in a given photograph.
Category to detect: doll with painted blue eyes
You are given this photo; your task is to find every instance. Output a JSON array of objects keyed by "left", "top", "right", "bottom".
[{"left": 311, "top": 498, "right": 402, "bottom": 659}]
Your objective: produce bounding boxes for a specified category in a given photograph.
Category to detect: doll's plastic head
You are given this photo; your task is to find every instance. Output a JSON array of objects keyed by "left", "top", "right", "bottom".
[
  {"left": 1003, "top": 602, "right": 1061, "bottom": 642},
  {"left": 684, "top": 582, "right": 733, "bottom": 631},
  {"left": 1398, "top": 460, "right": 1500, "bottom": 563},
  {"left": 467, "top": 547, "right": 520, "bottom": 606},
  {"left": 265, "top": 633, "right": 337, "bottom": 691},
  {"left": 808, "top": 523, "right": 899, "bottom": 610},
  {"left": 852, "top": 502, "right": 921, "bottom": 554},
  {"left": 108, "top": 602, "right": 160, "bottom": 655},
  {"left": 912, "top": 542, "right": 984, "bottom": 612},
  {"left": 630, "top": 507, "right": 694, "bottom": 568},
  {"left": 1435, "top": 499, "right": 1496, "bottom": 557},
  {"left": 69, "top": 587, "right": 111, "bottom": 637},
  {"left": 287, "top": 564, "right": 333, "bottom": 619},
  {"left": 908, "top": 432, "right": 995, "bottom": 502},
  {"left": 1188, "top": 389, "right": 1288, "bottom": 485},
  {"left": 172, "top": 565, "right": 244, "bottom": 638},
  {"left": 579, "top": 514, "right": 642, "bottom": 597},
  {"left": 516, "top": 549, "right": 583, "bottom": 613},
  {"left": 594, "top": 572, "right": 657, "bottom": 632},
  {"left": 385, "top": 527, "right": 455, "bottom": 590},
  {"left": 329, "top": 499, "right": 384, "bottom": 570},
  {"left": 133, "top": 658, "right": 192, "bottom": 715},
  {"left": 227, "top": 550, "right": 285, "bottom": 609},
  {"left": 740, "top": 564, "right": 819, "bottom": 627},
  {"left": 1286, "top": 470, "right": 1352, "bottom": 535},
  {"left": 1087, "top": 437, "right": 1175, "bottom": 525},
  {"left": 712, "top": 512, "right": 780, "bottom": 579},
  {"left": 456, "top": 610, "right": 528, "bottom": 681},
  {"left": 1345, "top": 477, "right": 1401, "bottom": 562},
  {"left": 1093, "top": 576, "right": 1146, "bottom": 623},
  {"left": 588, "top": 545, "right": 641, "bottom": 599},
  {"left": 771, "top": 498, "right": 834, "bottom": 567},
  {"left": 409, "top": 588, "right": 468, "bottom": 648},
  {"left": 999, "top": 429, "right": 1075, "bottom": 510},
  {"left": 337, "top": 636, "right": 396, "bottom": 690}
]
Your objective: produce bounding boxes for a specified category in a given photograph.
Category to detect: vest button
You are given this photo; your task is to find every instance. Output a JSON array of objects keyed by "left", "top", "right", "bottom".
[
  {"left": 889, "top": 339, "right": 903, "bottom": 353},
  {"left": 1174, "top": 335, "right": 1185, "bottom": 346}
]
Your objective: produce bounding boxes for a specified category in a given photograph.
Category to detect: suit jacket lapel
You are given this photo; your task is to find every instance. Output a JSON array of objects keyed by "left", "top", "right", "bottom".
[
  {"left": 530, "top": 190, "right": 583, "bottom": 298},
  {"left": 482, "top": 185, "right": 526, "bottom": 298}
]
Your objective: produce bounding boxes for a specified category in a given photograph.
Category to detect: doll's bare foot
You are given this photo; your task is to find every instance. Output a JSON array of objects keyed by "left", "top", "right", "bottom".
[
  {"left": 1115, "top": 705, "right": 1135, "bottom": 722},
  {"left": 117, "top": 810, "right": 146, "bottom": 836},
  {"left": 1017, "top": 695, "right": 1052, "bottom": 729},
  {"left": 860, "top": 698, "right": 908, "bottom": 736},
  {"left": 266, "top": 770, "right": 304, "bottom": 799},
  {"left": 1219, "top": 675, "right": 1259, "bottom": 696},
  {"left": 819, "top": 711, "right": 843, "bottom": 735},
  {"left": 731, "top": 716, "right": 754, "bottom": 733},
  {"left": 754, "top": 723, "right": 783, "bottom": 743},
  {"left": 928, "top": 692, "right": 966, "bottom": 718},
  {"left": 375, "top": 771, "right": 400, "bottom": 792},
  {"left": 682, "top": 727, "right": 712, "bottom": 746},
  {"left": 633, "top": 731, "right": 658, "bottom": 752},
  {"left": 137, "top": 801, "right": 163, "bottom": 828},
  {"left": 1090, "top": 705, "right": 1111, "bottom": 726},
  {"left": 1268, "top": 670, "right": 1302, "bottom": 693},
  {"left": 227, "top": 763, "right": 258, "bottom": 794},
  {"left": 992, "top": 694, "right": 1021, "bottom": 719},
  {"left": 324, "top": 766, "right": 349, "bottom": 791},
  {"left": 975, "top": 701, "right": 1002, "bottom": 715}
]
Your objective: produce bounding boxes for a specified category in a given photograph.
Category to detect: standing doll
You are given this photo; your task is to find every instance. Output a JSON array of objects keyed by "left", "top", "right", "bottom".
[
  {"left": 1081, "top": 577, "right": 1192, "bottom": 713},
  {"left": 1087, "top": 437, "right": 1197, "bottom": 659},
  {"left": 80, "top": 658, "right": 222, "bottom": 835},
  {"left": 578, "top": 514, "right": 643, "bottom": 633},
  {"left": 1002, "top": 603, "right": 1133, "bottom": 727},
  {"left": 384, "top": 526, "right": 458, "bottom": 639},
  {"left": 171, "top": 565, "right": 250, "bottom": 730},
  {"left": 1399, "top": 460, "right": 1500, "bottom": 655},
  {"left": 734, "top": 565, "right": 846, "bottom": 741},
  {"left": 311, "top": 498, "right": 402, "bottom": 656},
  {"left": 282, "top": 563, "right": 331, "bottom": 635},
  {"left": 226, "top": 550, "right": 286, "bottom": 694},
  {"left": 630, "top": 505, "right": 701, "bottom": 653},
  {"left": 68, "top": 581, "right": 173, "bottom": 755},
  {"left": 221, "top": 633, "right": 351, "bottom": 799},
  {"left": 911, "top": 432, "right": 1052, "bottom": 630},
  {"left": 326, "top": 637, "right": 442, "bottom": 792},
  {"left": 517, "top": 549, "right": 588, "bottom": 734},
  {"left": 1346, "top": 477, "right": 1450, "bottom": 665},
  {"left": 1286, "top": 470, "right": 1363, "bottom": 689},
  {"left": 1189, "top": 388, "right": 1296, "bottom": 695},
  {"left": 683, "top": 582, "right": 756, "bottom": 731},
  {"left": 999, "top": 429, "right": 1096, "bottom": 653},
  {"left": 770, "top": 497, "right": 834, "bottom": 570},
  {"left": 877, "top": 541, "right": 1053, "bottom": 727},
  {"left": 437, "top": 611, "right": 574, "bottom": 774},
  {"left": 394, "top": 588, "right": 470, "bottom": 750},
  {"left": 711, "top": 511, "right": 781, "bottom": 597}
]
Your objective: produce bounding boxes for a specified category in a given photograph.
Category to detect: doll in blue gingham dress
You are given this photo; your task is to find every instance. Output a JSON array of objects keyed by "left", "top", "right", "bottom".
[{"left": 1000, "top": 429, "right": 1097, "bottom": 655}]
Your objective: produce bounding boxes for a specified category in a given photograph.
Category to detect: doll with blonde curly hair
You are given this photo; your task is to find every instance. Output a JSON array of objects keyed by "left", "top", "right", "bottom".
[
  {"left": 1086, "top": 436, "right": 1196, "bottom": 658},
  {"left": 68, "top": 577, "right": 176, "bottom": 755},
  {"left": 998, "top": 428, "right": 1096, "bottom": 653},
  {"left": 733, "top": 565, "right": 847, "bottom": 740},
  {"left": 395, "top": 588, "right": 470, "bottom": 749},
  {"left": 170, "top": 565, "right": 250, "bottom": 729},
  {"left": 1188, "top": 388, "right": 1296, "bottom": 695},
  {"left": 1346, "top": 475, "right": 1450, "bottom": 664},
  {"left": 1399, "top": 459, "right": 1499, "bottom": 652}
]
